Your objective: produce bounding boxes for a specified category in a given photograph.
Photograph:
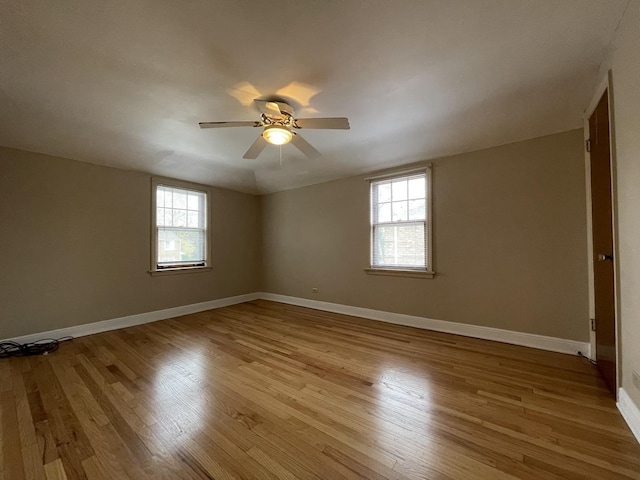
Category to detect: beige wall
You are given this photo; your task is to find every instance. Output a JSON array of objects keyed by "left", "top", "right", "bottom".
[
  {"left": 599, "top": 3, "right": 640, "bottom": 408},
  {"left": 0, "top": 147, "right": 260, "bottom": 339},
  {"left": 1, "top": 132, "right": 590, "bottom": 344},
  {"left": 261, "top": 130, "right": 589, "bottom": 341}
]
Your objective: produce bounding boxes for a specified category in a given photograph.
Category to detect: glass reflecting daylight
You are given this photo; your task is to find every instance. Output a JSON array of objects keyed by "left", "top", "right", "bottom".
[
  {"left": 156, "top": 185, "right": 206, "bottom": 267},
  {"left": 392, "top": 180, "right": 408, "bottom": 201},
  {"left": 374, "top": 223, "right": 425, "bottom": 267},
  {"left": 371, "top": 173, "right": 427, "bottom": 269}
]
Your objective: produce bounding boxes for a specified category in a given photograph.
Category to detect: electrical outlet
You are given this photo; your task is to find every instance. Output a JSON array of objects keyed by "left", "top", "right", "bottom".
[
  {"left": 633, "top": 370, "right": 640, "bottom": 391},
  {"left": 311, "top": 287, "right": 319, "bottom": 294}
]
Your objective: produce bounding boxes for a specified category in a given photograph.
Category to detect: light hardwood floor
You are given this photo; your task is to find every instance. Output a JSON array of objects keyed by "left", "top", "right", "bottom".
[{"left": 1, "top": 300, "right": 639, "bottom": 479}]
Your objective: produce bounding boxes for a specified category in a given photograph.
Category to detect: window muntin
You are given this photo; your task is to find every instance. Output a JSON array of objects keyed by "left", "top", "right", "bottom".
[
  {"left": 371, "top": 171, "right": 430, "bottom": 270},
  {"left": 154, "top": 183, "right": 207, "bottom": 270}
]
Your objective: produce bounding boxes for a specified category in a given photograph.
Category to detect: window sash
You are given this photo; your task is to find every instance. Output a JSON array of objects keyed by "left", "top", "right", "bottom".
[
  {"left": 370, "top": 170, "right": 430, "bottom": 270},
  {"left": 371, "top": 222, "right": 427, "bottom": 269},
  {"left": 153, "top": 181, "right": 209, "bottom": 271},
  {"left": 156, "top": 227, "right": 207, "bottom": 268}
]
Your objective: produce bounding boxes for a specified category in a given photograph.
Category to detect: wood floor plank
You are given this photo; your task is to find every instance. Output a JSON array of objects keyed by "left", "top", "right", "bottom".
[
  {"left": 43, "top": 458, "right": 68, "bottom": 480},
  {"left": 1, "top": 390, "right": 27, "bottom": 480},
  {"left": 2, "top": 299, "right": 640, "bottom": 479},
  {"left": 80, "top": 456, "right": 111, "bottom": 480},
  {"left": 11, "top": 362, "right": 46, "bottom": 480}
]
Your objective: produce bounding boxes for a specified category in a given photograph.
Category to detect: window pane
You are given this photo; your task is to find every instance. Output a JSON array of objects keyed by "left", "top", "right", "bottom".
[
  {"left": 377, "top": 183, "right": 391, "bottom": 203},
  {"left": 408, "top": 177, "right": 425, "bottom": 199},
  {"left": 373, "top": 223, "right": 425, "bottom": 268},
  {"left": 408, "top": 199, "right": 425, "bottom": 220},
  {"left": 156, "top": 208, "right": 165, "bottom": 226},
  {"left": 163, "top": 190, "right": 172, "bottom": 208},
  {"left": 392, "top": 179, "right": 407, "bottom": 201},
  {"left": 188, "top": 194, "right": 199, "bottom": 211},
  {"left": 174, "top": 191, "right": 187, "bottom": 209},
  {"left": 157, "top": 189, "right": 165, "bottom": 208},
  {"left": 377, "top": 203, "right": 391, "bottom": 223},
  {"left": 187, "top": 211, "right": 199, "bottom": 228},
  {"left": 392, "top": 201, "right": 407, "bottom": 221},
  {"left": 173, "top": 209, "right": 187, "bottom": 227}
]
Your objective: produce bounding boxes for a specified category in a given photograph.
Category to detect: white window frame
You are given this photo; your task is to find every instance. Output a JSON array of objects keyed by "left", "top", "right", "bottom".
[
  {"left": 150, "top": 177, "right": 212, "bottom": 276},
  {"left": 365, "top": 165, "right": 435, "bottom": 279}
]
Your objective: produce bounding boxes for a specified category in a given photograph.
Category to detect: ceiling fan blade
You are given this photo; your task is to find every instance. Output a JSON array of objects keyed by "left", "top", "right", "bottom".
[
  {"left": 294, "top": 117, "right": 350, "bottom": 130},
  {"left": 290, "top": 133, "right": 321, "bottom": 159},
  {"left": 243, "top": 135, "right": 268, "bottom": 159},
  {"left": 199, "top": 121, "right": 261, "bottom": 129},
  {"left": 254, "top": 100, "right": 283, "bottom": 117}
]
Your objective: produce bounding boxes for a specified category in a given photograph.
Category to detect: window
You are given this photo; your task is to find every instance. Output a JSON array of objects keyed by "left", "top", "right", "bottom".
[
  {"left": 368, "top": 166, "right": 434, "bottom": 278},
  {"left": 150, "top": 178, "right": 211, "bottom": 275}
]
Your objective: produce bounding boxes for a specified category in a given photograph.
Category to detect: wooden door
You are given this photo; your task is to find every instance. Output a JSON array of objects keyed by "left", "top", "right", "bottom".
[{"left": 589, "top": 90, "right": 616, "bottom": 395}]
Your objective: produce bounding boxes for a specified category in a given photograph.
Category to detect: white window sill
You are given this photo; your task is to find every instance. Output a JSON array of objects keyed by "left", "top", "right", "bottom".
[
  {"left": 149, "top": 266, "right": 212, "bottom": 277},
  {"left": 364, "top": 268, "right": 436, "bottom": 279}
]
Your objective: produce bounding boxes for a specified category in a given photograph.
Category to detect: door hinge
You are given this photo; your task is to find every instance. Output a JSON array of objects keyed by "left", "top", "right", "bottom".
[
  {"left": 590, "top": 318, "right": 596, "bottom": 332},
  {"left": 585, "top": 138, "right": 591, "bottom": 152}
]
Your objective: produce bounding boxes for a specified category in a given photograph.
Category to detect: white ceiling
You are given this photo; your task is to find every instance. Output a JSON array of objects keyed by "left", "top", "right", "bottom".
[{"left": 1, "top": 1, "right": 627, "bottom": 194}]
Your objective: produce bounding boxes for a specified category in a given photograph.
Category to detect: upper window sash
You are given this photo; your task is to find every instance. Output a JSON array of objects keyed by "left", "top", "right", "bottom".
[{"left": 370, "top": 173, "right": 427, "bottom": 226}]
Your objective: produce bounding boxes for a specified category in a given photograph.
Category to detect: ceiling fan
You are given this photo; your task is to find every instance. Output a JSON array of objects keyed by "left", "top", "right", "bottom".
[{"left": 199, "top": 99, "right": 350, "bottom": 159}]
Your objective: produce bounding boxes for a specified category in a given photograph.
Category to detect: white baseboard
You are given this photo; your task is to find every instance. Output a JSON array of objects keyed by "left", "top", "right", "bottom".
[
  {"left": 4, "top": 291, "right": 589, "bottom": 358},
  {"left": 618, "top": 388, "right": 640, "bottom": 444},
  {"left": 2, "top": 292, "right": 260, "bottom": 344},
  {"left": 257, "top": 293, "right": 589, "bottom": 356}
]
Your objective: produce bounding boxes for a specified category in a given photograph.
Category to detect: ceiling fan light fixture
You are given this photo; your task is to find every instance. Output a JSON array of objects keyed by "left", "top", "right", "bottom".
[{"left": 263, "top": 126, "right": 293, "bottom": 145}]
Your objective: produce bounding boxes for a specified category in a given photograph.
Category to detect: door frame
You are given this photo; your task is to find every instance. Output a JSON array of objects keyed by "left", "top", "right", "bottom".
[{"left": 583, "top": 70, "right": 621, "bottom": 396}]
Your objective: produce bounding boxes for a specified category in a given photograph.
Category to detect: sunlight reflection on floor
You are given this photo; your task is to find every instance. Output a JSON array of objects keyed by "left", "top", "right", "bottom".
[
  {"left": 374, "top": 364, "right": 437, "bottom": 471},
  {"left": 149, "top": 349, "right": 210, "bottom": 445}
]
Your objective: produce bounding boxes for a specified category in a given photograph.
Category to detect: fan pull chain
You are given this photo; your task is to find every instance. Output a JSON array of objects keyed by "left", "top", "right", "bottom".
[{"left": 279, "top": 145, "right": 283, "bottom": 167}]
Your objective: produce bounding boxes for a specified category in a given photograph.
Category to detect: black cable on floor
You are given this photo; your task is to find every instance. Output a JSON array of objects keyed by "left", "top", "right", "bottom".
[
  {"left": 577, "top": 350, "right": 597, "bottom": 365},
  {"left": 0, "top": 336, "right": 73, "bottom": 358}
]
